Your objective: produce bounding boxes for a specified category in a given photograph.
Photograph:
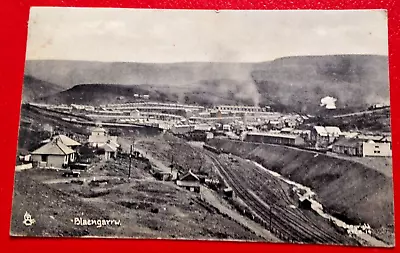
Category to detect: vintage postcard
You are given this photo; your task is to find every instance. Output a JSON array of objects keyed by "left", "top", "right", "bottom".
[{"left": 10, "top": 7, "right": 393, "bottom": 247}]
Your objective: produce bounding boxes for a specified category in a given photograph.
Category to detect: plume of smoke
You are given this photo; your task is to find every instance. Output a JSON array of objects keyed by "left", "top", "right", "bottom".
[
  {"left": 320, "top": 96, "right": 337, "bottom": 109},
  {"left": 233, "top": 81, "right": 260, "bottom": 106}
]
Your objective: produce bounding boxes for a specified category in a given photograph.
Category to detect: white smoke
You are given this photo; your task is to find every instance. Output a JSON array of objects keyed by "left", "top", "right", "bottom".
[{"left": 320, "top": 96, "right": 337, "bottom": 109}]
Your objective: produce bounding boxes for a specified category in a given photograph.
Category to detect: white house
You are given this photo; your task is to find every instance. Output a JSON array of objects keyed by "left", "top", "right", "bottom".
[
  {"left": 99, "top": 142, "right": 118, "bottom": 161},
  {"left": 31, "top": 139, "right": 76, "bottom": 168},
  {"left": 88, "top": 127, "right": 119, "bottom": 148}
]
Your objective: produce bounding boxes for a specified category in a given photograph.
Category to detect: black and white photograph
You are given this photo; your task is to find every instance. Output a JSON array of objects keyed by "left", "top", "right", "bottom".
[{"left": 10, "top": 7, "right": 393, "bottom": 247}]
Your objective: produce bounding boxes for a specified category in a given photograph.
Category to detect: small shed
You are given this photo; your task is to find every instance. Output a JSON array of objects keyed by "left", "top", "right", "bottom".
[
  {"left": 299, "top": 198, "right": 312, "bottom": 210},
  {"left": 223, "top": 187, "right": 234, "bottom": 198}
]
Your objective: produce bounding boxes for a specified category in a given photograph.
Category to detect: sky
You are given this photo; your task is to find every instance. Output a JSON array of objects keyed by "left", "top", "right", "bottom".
[{"left": 25, "top": 7, "right": 389, "bottom": 63}]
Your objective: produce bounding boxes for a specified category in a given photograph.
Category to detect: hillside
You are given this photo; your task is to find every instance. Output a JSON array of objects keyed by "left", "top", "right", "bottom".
[
  {"left": 207, "top": 139, "right": 394, "bottom": 244},
  {"left": 26, "top": 55, "right": 390, "bottom": 113},
  {"left": 252, "top": 55, "right": 390, "bottom": 114},
  {"left": 22, "top": 75, "right": 64, "bottom": 102},
  {"left": 35, "top": 83, "right": 175, "bottom": 105}
]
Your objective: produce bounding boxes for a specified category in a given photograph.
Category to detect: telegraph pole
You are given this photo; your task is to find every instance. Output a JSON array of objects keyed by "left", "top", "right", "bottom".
[
  {"left": 128, "top": 144, "right": 132, "bottom": 178},
  {"left": 170, "top": 155, "right": 174, "bottom": 173},
  {"left": 269, "top": 204, "right": 273, "bottom": 231}
]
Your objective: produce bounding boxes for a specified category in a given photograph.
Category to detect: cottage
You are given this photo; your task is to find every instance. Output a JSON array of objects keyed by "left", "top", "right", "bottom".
[
  {"left": 310, "top": 126, "right": 342, "bottom": 148},
  {"left": 88, "top": 127, "right": 119, "bottom": 148},
  {"left": 31, "top": 139, "right": 76, "bottom": 168},
  {"left": 176, "top": 170, "right": 201, "bottom": 193},
  {"left": 101, "top": 143, "right": 118, "bottom": 161}
]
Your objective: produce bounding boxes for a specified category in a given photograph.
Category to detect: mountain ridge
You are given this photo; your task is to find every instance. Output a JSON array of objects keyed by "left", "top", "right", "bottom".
[{"left": 26, "top": 54, "right": 389, "bottom": 114}]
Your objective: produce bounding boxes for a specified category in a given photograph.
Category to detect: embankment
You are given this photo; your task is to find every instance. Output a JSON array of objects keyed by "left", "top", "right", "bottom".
[{"left": 207, "top": 139, "right": 394, "bottom": 231}]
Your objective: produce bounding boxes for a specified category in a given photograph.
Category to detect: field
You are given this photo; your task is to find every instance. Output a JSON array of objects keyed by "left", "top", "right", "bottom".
[
  {"left": 10, "top": 156, "right": 261, "bottom": 241},
  {"left": 207, "top": 139, "right": 394, "bottom": 245}
]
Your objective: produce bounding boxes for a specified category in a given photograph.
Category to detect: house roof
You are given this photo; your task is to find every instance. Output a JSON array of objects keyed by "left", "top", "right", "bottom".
[
  {"left": 342, "top": 132, "right": 359, "bottom": 139},
  {"left": 176, "top": 180, "right": 200, "bottom": 187},
  {"left": 314, "top": 126, "right": 342, "bottom": 136},
  {"left": 100, "top": 143, "right": 118, "bottom": 152},
  {"left": 180, "top": 170, "right": 200, "bottom": 181},
  {"left": 325, "top": 126, "right": 342, "bottom": 135},
  {"left": 381, "top": 136, "right": 392, "bottom": 142},
  {"left": 32, "top": 140, "right": 75, "bottom": 155},
  {"left": 356, "top": 134, "right": 384, "bottom": 142},
  {"left": 313, "top": 126, "right": 328, "bottom": 136},
  {"left": 281, "top": 127, "right": 294, "bottom": 132},
  {"left": 92, "top": 127, "right": 106, "bottom": 133},
  {"left": 247, "top": 132, "right": 301, "bottom": 140},
  {"left": 51, "top": 135, "right": 81, "bottom": 146},
  {"left": 194, "top": 125, "right": 212, "bottom": 131}
]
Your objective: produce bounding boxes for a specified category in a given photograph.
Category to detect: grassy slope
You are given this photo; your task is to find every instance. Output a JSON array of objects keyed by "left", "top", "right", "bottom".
[
  {"left": 10, "top": 166, "right": 260, "bottom": 240},
  {"left": 22, "top": 75, "right": 64, "bottom": 102},
  {"left": 10, "top": 171, "right": 115, "bottom": 237},
  {"left": 207, "top": 139, "right": 394, "bottom": 230}
]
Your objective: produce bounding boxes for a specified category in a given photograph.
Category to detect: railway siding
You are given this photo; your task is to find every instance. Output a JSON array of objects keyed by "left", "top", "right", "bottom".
[
  {"left": 206, "top": 151, "right": 359, "bottom": 245},
  {"left": 206, "top": 139, "right": 394, "bottom": 245}
]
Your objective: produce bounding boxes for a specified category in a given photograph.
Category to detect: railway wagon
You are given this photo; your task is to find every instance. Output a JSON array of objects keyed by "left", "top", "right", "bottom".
[{"left": 203, "top": 144, "right": 221, "bottom": 154}]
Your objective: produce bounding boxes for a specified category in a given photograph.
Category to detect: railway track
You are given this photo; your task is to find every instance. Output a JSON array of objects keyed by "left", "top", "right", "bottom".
[{"left": 205, "top": 150, "right": 358, "bottom": 245}]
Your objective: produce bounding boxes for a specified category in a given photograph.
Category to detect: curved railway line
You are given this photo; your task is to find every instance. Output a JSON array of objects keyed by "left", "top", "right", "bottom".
[{"left": 205, "top": 150, "right": 359, "bottom": 245}]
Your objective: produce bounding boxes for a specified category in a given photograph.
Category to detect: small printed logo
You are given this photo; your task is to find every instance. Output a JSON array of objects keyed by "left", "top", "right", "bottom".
[{"left": 23, "top": 211, "right": 36, "bottom": 227}]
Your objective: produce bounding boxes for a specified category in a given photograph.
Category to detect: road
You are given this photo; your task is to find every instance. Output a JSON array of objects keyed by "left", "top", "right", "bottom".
[{"left": 204, "top": 150, "right": 360, "bottom": 245}]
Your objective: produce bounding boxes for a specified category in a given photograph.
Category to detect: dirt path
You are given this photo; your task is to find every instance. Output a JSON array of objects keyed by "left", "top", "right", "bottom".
[
  {"left": 201, "top": 186, "right": 280, "bottom": 242},
  {"left": 42, "top": 175, "right": 123, "bottom": 185},
  {"left": 118, "top": 137, "right": 170, "bottom": 173},
  {"left": 134, "top": 147, "right": 171, "bottom": 173}
]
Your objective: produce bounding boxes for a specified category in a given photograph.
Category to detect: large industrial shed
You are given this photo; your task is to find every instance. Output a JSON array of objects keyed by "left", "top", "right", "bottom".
[{"left": 245, "top": 132, "right": 305, "bottom": 146}]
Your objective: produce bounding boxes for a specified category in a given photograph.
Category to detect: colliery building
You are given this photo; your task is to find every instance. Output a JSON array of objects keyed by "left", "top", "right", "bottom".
[
  {"left": 245, "top": 132, "right": 305, "bottom": 146},
  {"left": 214, "top": 105, "right": 269, "bottom": 113}
]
